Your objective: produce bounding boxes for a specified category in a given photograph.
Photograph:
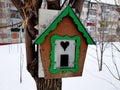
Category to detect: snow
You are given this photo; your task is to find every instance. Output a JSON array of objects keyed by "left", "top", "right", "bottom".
[
  {"left": 0, "top": 44, "right": 36, "bottom": 90},
  {"left": 63, "top": 43, "right": 120, "bottom": 90},
  {"left": 0, "top": 43, "right": 120, "bottom": 90}
]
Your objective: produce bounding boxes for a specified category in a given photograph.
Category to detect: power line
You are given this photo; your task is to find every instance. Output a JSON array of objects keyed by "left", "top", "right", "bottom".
[{"left": 0, "top": 22, "right": 22, "bottom": 29}]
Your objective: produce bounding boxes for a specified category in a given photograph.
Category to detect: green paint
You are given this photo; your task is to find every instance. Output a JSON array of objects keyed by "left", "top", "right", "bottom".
[
  {"left": 50, "top": 35, "right": 81, "bottom": 74},
  {"left": 35, "top": 6, "right": 95, "bottom": 45}
]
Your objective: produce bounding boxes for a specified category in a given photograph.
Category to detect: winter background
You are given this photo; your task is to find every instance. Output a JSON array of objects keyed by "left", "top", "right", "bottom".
[
  {"left": 0, "top": 43, "right": 120, "bottom": 90},
  {"left": 0, "top": 0, "right": 120, "bottom": 89}
]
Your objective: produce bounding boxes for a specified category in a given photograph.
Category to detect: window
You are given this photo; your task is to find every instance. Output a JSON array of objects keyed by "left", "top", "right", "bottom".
[
  {"left": 12, "top": 33, "right": 18, "bottom": 38},
  {"left": 89, "top": 18, "right": 95, "bottom": 23},
  {"left": 18, "top": 33, "right": 24, "bottom": 38},
  {"left": 7, "top": 34, "right": 11, "bottom": 38},
  {"left": 89, "top": 10, "right": 96, "bottom": 16},
  {"left": 84, "top": 3, "right": 88, "bottom": 8},
  {"left": 10, "top": 10, "right": 20, "bottom": 18},
  {"left": 6, "top": 3, "right": 10, "bottom": 8},
  {"left": 0, "top": 33, "right": 7, "bottom": 38},
  {"left": 0, "top": 2, "right": 5, "bottom": 8}
]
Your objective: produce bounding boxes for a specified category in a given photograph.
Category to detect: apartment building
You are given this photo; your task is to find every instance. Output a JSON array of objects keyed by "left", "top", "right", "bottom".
[
  {"left": 81, "top": 1, "right": 120, "bottom": 41},
  {"left": 0, "top": 0, "right": 119, "bottom": 44},
  {"left": 0, "top": 0, "right": 23, "bottom": 45}
]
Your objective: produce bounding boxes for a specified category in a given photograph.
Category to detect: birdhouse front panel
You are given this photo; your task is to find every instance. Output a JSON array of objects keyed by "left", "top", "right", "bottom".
[
  {"left": 38, "top": 16, "right": 88, "bottom": 79},
  {"left": 36, "top": 6, "right": 95, "bottom": 79},
  {"left": 50, "top": 35, "right": 80, "bottom": 74}
]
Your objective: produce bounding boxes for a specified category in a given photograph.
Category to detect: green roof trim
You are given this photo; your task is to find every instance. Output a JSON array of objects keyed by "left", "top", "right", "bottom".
[{"left": 35, "top": 6, "right": 95, "bottom": 45}]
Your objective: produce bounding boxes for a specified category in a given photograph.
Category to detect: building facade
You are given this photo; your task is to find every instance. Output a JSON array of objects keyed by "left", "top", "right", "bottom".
[
  {"left": 0, "top": 0, "right": 119, "bottom": 44},
  {"left": 81, "top": 1, "right": 120, "bottom": 42},
  {"left": 0, "top": 0, "right": 24, "bottom": 45}
]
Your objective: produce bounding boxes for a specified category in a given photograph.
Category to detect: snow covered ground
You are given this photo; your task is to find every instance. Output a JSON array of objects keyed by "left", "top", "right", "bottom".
[
  {"left": 0, "top": 43, "right": 120, "bottom": 90},
  {"left": 63, "top": 42, "right": 120, "bottom": 90}
]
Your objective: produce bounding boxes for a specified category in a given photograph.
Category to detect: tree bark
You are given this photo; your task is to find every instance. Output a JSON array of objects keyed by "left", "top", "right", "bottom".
[
  {"left": 72, "top": 0, "right": 85, "bottom": 16},
  {"left": 24, "top": 0, "right": 62, "bottom": 90},
  {"left": 11, "top": 0, "right": 62, "bottom": 90}
]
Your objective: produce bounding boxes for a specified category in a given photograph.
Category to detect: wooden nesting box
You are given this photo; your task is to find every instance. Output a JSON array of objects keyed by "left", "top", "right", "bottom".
[{"left": 35, "top": 6, "right": 95, "bottom": 79}]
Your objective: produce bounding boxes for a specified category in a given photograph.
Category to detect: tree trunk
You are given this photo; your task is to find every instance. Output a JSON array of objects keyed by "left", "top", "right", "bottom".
[
  {"left": 25, "top": 22, "right": 62, "bottom": 90},
  {"left": 72, "top": 0, "right": 85, "bottom": 16},
  {"left": 25, "top": 0, "right": 62, "bottom": 90},
  {"left": 35, "top": 78, "right": 62, "bottom": 90}
]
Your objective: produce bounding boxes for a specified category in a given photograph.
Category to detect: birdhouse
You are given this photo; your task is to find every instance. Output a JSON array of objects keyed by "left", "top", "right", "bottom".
[{"left": 35, "top": 6, "right": 95, "bottom": 79}]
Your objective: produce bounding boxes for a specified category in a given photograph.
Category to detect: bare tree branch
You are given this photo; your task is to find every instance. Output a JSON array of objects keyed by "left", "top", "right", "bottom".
[
  {"left": 72, "top": 0, "right": 85, "bottom": 16},
  {"left": 61, "top": 0, "right": 68, "bottom": 8},
  {"left": 112, "top": 43, "right": 120, "bottom": 52},
  {"left": 103, "top": 62, "right": 120, "bottom": 81},
  {"left": 11, "top": 0, "right": 25, "bottom": 19},
  {"left": 111, "top": 43, "right": 120, "bottom": 80},
  {"left": 47, "top": 0, "right": 61, "bottom": 10}
]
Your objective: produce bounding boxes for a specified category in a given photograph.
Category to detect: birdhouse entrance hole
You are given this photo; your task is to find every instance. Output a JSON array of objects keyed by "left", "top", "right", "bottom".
[{"left": 60, "top": 54, "right": 69, "bottom": 67}]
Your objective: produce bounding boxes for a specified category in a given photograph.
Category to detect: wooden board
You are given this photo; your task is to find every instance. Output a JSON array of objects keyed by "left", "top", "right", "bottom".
[{"left": 38, "top": 9, "right": 59, "bottom": 78}]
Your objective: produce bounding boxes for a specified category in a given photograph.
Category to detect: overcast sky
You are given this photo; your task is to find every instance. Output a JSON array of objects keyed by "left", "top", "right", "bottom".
[{"left": 90, "top": 0, "right": 117, "bottom": 4}]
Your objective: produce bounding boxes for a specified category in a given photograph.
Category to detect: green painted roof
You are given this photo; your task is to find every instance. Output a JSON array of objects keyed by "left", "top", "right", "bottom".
[{"left": 35, "top": 6, "right": 95, "bottom": 45}]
